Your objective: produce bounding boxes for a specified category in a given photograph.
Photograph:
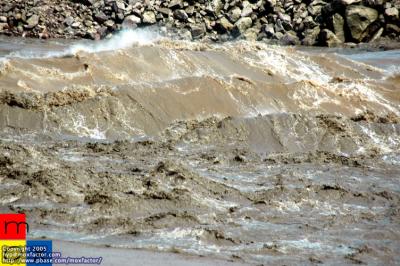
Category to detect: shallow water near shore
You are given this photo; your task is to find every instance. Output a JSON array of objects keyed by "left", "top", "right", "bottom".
[{"left": 0, "top": 30, "right": 399, "bottom": 265}]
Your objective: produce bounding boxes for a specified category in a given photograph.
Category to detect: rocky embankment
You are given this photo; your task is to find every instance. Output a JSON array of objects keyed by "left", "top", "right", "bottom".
[{"left": 0, "top": 0, "right": 399, "bottom": 46}]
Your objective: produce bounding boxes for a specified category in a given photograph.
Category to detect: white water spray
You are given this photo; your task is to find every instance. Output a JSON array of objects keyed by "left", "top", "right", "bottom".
[{"left": 68, "top": 28, "right": 160, "bottom": 54}]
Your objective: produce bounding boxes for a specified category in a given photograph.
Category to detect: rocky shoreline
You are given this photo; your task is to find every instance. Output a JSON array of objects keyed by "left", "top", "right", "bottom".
[
  {"left": 0, "top": 0, "right": 399, "bottom": 46},
  {"left": 1, "top": 20, "right": 400, "bottom": 264}
]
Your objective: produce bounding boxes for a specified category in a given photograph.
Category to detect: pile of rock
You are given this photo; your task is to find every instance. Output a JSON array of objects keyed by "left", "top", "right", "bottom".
[{"left": 0, "top": 0, "right": 399, "bottom": 46}]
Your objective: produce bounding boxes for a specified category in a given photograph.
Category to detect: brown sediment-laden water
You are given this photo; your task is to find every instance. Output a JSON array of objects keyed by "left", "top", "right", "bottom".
[{"left": 0, "top": 30, "right": 399, "bottom": 265}]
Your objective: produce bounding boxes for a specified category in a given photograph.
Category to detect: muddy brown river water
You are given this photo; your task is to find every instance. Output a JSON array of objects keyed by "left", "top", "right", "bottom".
[{"left": 0, "top": 30, "right": 399, "bottom": 265}]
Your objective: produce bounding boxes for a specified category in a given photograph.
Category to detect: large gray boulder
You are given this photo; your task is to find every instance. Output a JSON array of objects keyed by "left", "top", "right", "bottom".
[
  {"left": 385, "top": 7, "right": 399, "bottom": 19},
  {"left": 0, "top": 23, "right": 8, "bottom": 31},
  {"left": 25, "top": 14, "right": 39, "bottom": 29},
  {"left": 228, "top": 7, "right": 242, "bottom": 23},
  {"left": 122, "top": 15, "right": 141, "bottom": 29},
  {"left": 243, "top": 28, "right": 259, "bottom": 41},
  {"left": 262, "top": 23, "right": 275, "bottom": 37},
  {"left": 280, "top": 31, "right": 300, "bottom": 45},
  {"left": 168, "top": 0, "right": 183, "bottom": 9},
  {"left": 94, "top": 12, "right": 108, "bottom": 24},
  {"left": 320, "top": 29, "right": 342, "bottom": 47},
  {"left": 189, "top": 24, "right": 206, "bottom": 39},
  {"left": 215, "top": 17, "right": 234, "bottom": 33},
  {"left": 210, "top": 0, "right": 224, "bottom": 15},
  {"left": 332, "top": 13, "right": 345, "bottom": 42},
  {"left": 174, "top": 10, "right": 188, "bottom": 21},
  {"left": 232, "top": 17, "right": 253, "bottom": 36},
  {"left": 345, "top": 5, "right": 378, "bottom": 41},
  {"left": 302, "top": 26, "right": 320, "bottom": 46},
  {"left": 142, "top": 11, "right": 156, "bottom": 24},
  {"left": 241, "top": 4, "right": 253, "bottom": 18}
]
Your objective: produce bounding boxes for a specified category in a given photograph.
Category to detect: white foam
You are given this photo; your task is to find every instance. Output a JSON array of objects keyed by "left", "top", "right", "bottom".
[
  {"left": 191, "top": 193, "right": 237, "bottom": 211},
  {"left": 385, "top": 65, "right": 400, "bottom": 77},
  {"left": 360, "top": 125, "right": 393, "bottom": 153},
  {"left": 280, "top": 238, "right": 353, "bottom": 255},
  {"left": 0, "top": 58, "right": 9, "bottom": 72},
  {"left": 69, "top": 113, "right": 107, "bottom": 140},
  {"left": 382, "top": 154, "right": 400, "bottom": 165},
  {"left": 332, "top": 81, "right": 399, "bottom": 115},
  {"left": 254, "top": 49, "right": 331, "bottom": 84}
]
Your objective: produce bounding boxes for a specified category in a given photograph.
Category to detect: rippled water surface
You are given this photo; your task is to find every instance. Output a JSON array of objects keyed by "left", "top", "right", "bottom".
[{"left": 0, "top": 30, "right": 399, "bottom": 265}]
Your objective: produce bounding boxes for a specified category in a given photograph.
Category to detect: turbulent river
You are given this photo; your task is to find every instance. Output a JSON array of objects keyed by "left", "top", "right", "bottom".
[{"left": 0, "top": 29, "right": 399, "bottom": 265}]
